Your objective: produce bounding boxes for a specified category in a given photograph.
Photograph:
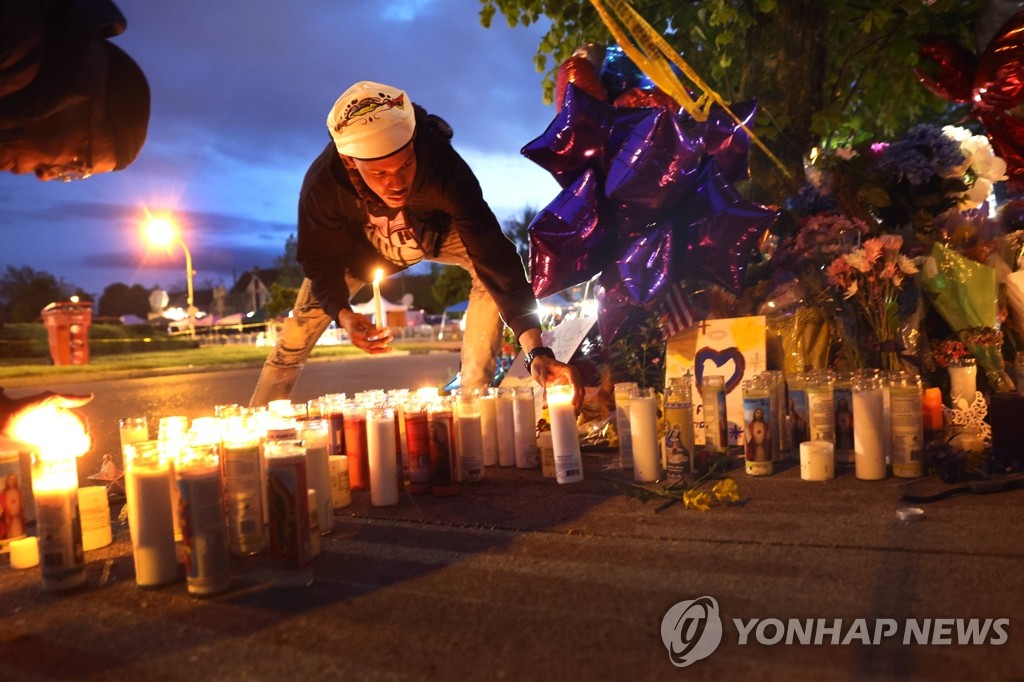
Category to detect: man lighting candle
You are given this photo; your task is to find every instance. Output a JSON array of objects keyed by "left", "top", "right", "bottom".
[{"left": 250, "top": 80, "right": 583, "bottom": 411}]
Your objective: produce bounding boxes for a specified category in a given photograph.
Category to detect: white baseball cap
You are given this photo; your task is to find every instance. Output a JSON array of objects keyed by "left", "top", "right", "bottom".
[{"left": 326, "top": 81, "right": 416, "bottom": 160}]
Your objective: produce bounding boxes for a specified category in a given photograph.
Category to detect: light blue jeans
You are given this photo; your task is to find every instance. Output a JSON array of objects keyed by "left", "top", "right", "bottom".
[{"left": 249, "top": 228, "right": 503, "bottom": 406}]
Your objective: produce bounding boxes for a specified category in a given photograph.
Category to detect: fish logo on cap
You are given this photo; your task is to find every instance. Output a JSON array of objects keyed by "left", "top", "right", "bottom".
[{"left": 334, "top": 92, "right": 406, "bottom": 133}]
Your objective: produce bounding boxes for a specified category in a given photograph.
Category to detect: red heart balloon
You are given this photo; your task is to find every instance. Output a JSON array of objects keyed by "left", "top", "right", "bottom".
[
  {"left": 916, "top": 37, "right": 976, "bottom": 103},
  {"left": 973, "top": 9, "right": 1024, "bottom": 109},
  {"left": 555, "top": 55, "right": 608, "bottom": 112}
]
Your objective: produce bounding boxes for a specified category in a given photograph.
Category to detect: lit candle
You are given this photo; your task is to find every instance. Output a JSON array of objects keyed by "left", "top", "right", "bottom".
[
  {"left": 373, "top": 268, "right": 385, "bottom": 330},
  {"left": 403, "top": 401, "right": 432, "bottom": 494},
  {"left": 124, "top": 440, "right": 180, "bottom": 587},
  {"left": 548, "top": 384, "right": 583, "bottom": 484},
  {"left": 367, "top": 407, "right": 399, "bottom": 507},
  {"left": 428, "top": 399, "right": 459, "bottom": 497},
  {"left": 221, "top": 425, "right": 266, "bottom": 557},
  {"left": 629, "top": 387, "right": 661, "bottom": 483},
  {"left": 264, "top": 439, "right": 314, "bottom": 589},
  {"left": 799, "top": 441, "right": 835, "bottom": 481},
  {"left": 613, "top": 382, "right": 637, "bottom": 469},
  {"left": 9, "top": 536, "right": 39, "bottom": 569},
  {"left": 10, "top": 404, "right": 91, "bottom": 592},
  {"left": 922, "top": 387, "right": 944, "bottom": 432},
  {"left": 175, "top": 446, "right": 230, "bottom": 596},
  {"left": 853, "top": 373, "right": 887, "bottom": 481}
]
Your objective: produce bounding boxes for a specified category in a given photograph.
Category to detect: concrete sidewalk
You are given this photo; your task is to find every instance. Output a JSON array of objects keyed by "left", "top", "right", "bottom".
[{"left": 2, "top": 451, "right": 1023, "bottom": 681}]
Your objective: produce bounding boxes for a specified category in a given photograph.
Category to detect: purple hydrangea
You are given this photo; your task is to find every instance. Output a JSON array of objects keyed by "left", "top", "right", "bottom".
[{"left": 876, "top": 124, "right": 965, "bottom": 185}]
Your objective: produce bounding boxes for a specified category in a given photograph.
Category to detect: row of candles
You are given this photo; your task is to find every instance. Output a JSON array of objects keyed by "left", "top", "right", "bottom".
[
  {"left": 7, "top": 383, "right": 588, "bottom": 593},
  {"left": 613, "top": 367, "right": 966, "bottom": 484}
]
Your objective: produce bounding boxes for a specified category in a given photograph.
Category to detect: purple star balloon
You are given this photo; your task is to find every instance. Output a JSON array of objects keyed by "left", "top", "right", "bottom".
[{"left": 529, "top": 169, "right": 611, "bottom": 299}]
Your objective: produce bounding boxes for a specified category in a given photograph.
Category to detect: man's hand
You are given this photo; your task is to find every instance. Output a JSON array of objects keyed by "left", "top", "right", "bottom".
[
  {"left": 337, "top": 309, "right": 393, "bottom": 354},
  {"left": 529, "top": 355, "right": 584, "bottom": 413}
]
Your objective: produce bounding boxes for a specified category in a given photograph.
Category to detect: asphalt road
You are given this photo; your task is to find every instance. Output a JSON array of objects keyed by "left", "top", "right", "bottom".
[{"left": 2, "top": 354, "right": 1024, "bottom": 680}]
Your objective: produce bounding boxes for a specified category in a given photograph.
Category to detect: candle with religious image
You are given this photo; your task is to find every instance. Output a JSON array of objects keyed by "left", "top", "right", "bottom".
[
  {"left": 175, "top": 444, "right": 231, "bottom": 597},
  {"left": 367, "top": 407, "right": 399, "bottom": 507},
  {"left": 428, "top": 398, "right": 459, "bottom": 497},
  {"left": 662, "top": 376, "right": 695, "bottom": 477},
  {"left": 264, "top": 439, "right": 314, "bottom": 589},
  {"left": 0, "top": 449, "right": 26, "bottom": 548},
  {"left": 762, "top": 370, "right": 787, "bottom": 460},
  {"left": 852, "top": 372, "right": 887, "bottom": 480},
  {"left": 741, "top": 378, "right": 774, "bottom": 476},
  {"left": 629, "top": 387, "right": 661, "bottom": 483},
  {"left": 342, "top": 402, "right": 370, "bottom": 491},
  {"left": 833, "top": 371, "right": 855, "bottom": 462},
  {"left": 547, "top": 384, "right": 584, "bottom": 484},
  {"left": 404, "top": 400, "right": 432, "bottom": 494}
]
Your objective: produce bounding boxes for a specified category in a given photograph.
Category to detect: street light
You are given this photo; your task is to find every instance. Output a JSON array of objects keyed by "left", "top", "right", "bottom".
[{"left": 144, "top": 215, "right": 196, "bottom": 339}]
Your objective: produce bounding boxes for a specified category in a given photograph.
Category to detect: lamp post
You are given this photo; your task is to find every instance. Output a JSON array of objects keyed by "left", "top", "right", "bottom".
[{"left": 144, "top": 215, "right": 196, "bottom": 339}]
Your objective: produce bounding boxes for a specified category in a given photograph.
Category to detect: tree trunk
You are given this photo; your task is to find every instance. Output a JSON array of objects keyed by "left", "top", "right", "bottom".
[{"left": 739, "top": 1, "right": 828, "bottom": 205}]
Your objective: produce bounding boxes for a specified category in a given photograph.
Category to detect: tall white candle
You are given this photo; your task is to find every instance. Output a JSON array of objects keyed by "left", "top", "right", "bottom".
[
  {"left": 613, "top": 382, "right": 637, "bottom": 469},
  {"left": 548, "top": 385, "right": 583, "bottom": 484},
  {"left": 125, "top": 452, "right": 179, "bottom": 587},
  {"left": 629, "top": 388, "right": 661, "bottom": 483},
  {"left": 479, "top": 393, "right": 499, "bottom": 467},
  {"left": 948, "top": 359, "right": 977, "bottom": 408},
  {"left": 455, "top": 391, "right": 484, "bottom": 482},
  {"left": 301, "top": 420, "right": 334, "bottom": 534},
  {"left": 512, "top": 386, "right": 538, "bottom": 469},
  {"left": 853, "top": 375, "right": 887, "bottom": 481},
  {"left": 367, "top": 409, "right": 399, "bottom": 507},
  {"left": 373, "top": 268, "right": 385, "bottom": 329},
  {"left": 493, "top": 388, "right": 516, "bottom": 467}
]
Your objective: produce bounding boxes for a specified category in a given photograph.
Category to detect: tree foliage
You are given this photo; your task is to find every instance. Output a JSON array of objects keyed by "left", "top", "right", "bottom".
[
  {"left": 0, "top": 265, "right": 74, "bottom": 322},
  {"left": 431, "top": 264, "right": 472, "bottom": 309},
  {"left": 480, "top": 0, "right": 982, "bottom": 200},
  {"left": 502, "top": 206, "right": 537, "bottom": 274},
  {"left": 274, "top": 234, "right": 304, "bottom": 289},
  {"left": 97, "top": 282, "right": 154, "bottom": 319}
]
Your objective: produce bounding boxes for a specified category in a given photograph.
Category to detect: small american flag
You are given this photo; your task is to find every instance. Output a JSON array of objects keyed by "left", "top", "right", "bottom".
[{"left": 661, "top": 281, "right": 696, "bottom": 338}]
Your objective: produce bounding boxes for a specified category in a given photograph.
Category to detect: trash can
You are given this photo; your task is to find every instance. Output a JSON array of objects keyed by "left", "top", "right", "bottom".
[{"left": 40, "top": 301, "right": 93, "bottom": 365}]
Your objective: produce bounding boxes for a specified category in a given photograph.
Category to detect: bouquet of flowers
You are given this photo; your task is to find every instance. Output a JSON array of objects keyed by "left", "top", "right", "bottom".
[
  {"left": 824, "top": 234, "right": 920, "bottom": 370},
  {"left": 800, "top": 124, "right": 1007, "bottom": 236}
]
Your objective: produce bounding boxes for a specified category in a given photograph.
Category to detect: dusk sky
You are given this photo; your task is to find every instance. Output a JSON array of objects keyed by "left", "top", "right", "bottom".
[{"left": 0, "top": 1, "right": 562, "bottom": 299}]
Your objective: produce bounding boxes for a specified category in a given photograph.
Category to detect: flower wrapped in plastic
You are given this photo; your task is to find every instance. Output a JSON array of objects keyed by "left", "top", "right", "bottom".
[
  {"left": 921, "top": 242, "right": 1015, "bottom": 392},
  {"left": 824, "top": 234, "right": 920, "bottom": 370}
]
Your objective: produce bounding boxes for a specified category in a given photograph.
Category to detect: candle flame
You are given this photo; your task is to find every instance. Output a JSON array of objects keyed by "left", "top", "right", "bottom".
[
  {"left": 373, "top": 268, "right": 383, "bottom": 285},
  {"left": 8, "top": 403, "right": 91, "bottom": 460}
]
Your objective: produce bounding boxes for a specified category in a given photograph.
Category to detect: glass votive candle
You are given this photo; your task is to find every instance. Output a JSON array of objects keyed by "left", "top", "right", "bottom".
[{"left": 799, "top": 441, "right": 835, "bottom": 481}]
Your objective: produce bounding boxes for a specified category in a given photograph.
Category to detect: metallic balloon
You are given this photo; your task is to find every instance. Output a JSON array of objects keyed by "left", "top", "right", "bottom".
[
  {"left": 521, "top": 84, "right": 613, "bottom": 189},
  {"left": 915, "top": 37, "right": 976, "bottom": 103},
  {"left": 555, "top": 55, "right": 608, "bottom": 112}
]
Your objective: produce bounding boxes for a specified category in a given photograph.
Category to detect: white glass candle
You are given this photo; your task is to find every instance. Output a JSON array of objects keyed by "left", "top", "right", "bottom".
[
  {"left": 124, "top": 441, "right": 179, "bottom": 587},
  {"left": 614, "top": 382, "right": 637, "bottom": 469},
  {"left": 455, "top": 390, "right": 484, "bottom": 482},
  {"left": 948, "top": 359, "right": 977, "bottom": 408},
  {"left": 799, "top": 441, "right": 835, "bottom": 481},
  {"left": 221, "top": 424, "right": 266, "bottom": 556},
  {"left": 512, "top": 386, "right": 538, "bottom": 469},
  {"left": 78, "top": 484, "right": 112, "bottom": 551},
  {"left": 889, "top": 375, "right": 924, "bottom": 479},
  {"left": 367, "top": 408, "right": 399, "bottom": 507},
  {"left": 548, "top": 385, "right": 584, "bottom": 484},
  {"left": 118, "top": 416, "right": 149, "bottom": 456},
  {"left": 264, "top": 440, "right": 313, "bottom": 589},
  {"left": 492, "top": 387, "right": 517, "bottom": 467},
  {"left": 629, "top": 387, "right": 661, "bottom": 483},
  {"left": 301, "top": 420, "right": 334, "bottom": 534},
  {"left": 479, "top": 393, "right": 499, "bottom": 467},
  {"left": 852, "top": 374, "right": 888, "bottom": 481}
]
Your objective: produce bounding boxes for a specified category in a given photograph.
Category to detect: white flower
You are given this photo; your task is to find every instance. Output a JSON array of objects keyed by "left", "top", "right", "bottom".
[
  {"left": 942, "top": 125, "right": 972, "bottom": 143},
  {"left": 960, "top": 177, "right": 993, "bottom": 210},
  {"left": 897, "top": 254, "right": 919, "bottom": 276},
  {"left": 846, "top": 251, "right": 871, "bottom": 273}
]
